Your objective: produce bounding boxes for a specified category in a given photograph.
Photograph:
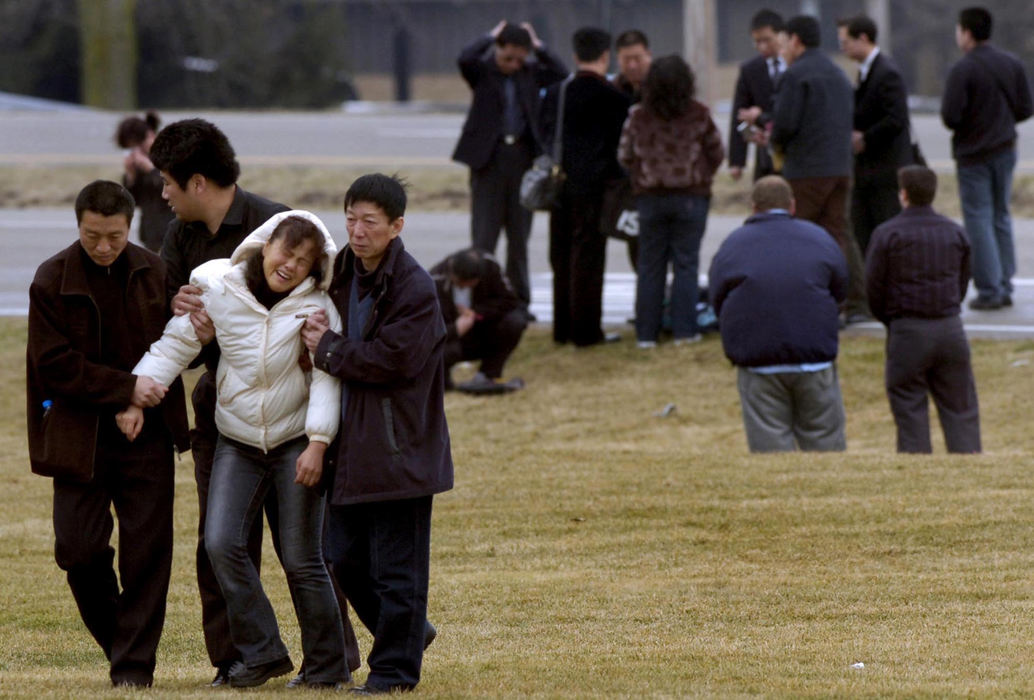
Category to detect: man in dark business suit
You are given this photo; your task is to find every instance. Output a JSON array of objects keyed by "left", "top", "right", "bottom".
[
  {"left": 452, "top": 21, "right": 567, "bottom": 308},
  {"left": 838, "top": 15, "right": 913, "bottom": 254},
  {"left": 728, "top": 9, "right": 785, "bottom": 182}
]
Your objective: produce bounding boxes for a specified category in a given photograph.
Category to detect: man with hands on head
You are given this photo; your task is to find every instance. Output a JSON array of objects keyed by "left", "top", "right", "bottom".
[
  {"left": 453, "top": 19, "right": 568, "bottom": 308},
  {"left": 26, "top": 180, "right": 189, "bottom": 688}
]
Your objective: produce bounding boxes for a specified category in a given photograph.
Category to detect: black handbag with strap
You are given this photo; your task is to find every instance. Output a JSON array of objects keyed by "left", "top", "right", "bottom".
[{"left": 519, "top": 75, "right": 573, "bottom": 211}]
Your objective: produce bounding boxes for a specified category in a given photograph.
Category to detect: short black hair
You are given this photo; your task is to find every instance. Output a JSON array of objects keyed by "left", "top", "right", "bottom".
[
  {"left": 344, "top": 173, "right": 408, "bottom": 222},
  {"left": 496, "top": 23, "right": 532, "bottom": 49},
  {"left": 615, "top": 29, "right": 649, "bottom": 50},
  {"left": 75, "top": 180, "right": 135, "bottom": 225},
  {"left": 114, "top": 111, "right": 161, "bottom": 149},
  {"left": 149, "top": 118, "right": 240, "bottom": 190},
  {"left": 573, "top": 27, "right": 611, "bottom": 63},
  {"left": 898, "top": 165, "right": 938, "bottom": 207},
  {"left": 845, "top": 15, "right": 877, "bottom": 42},
  {"left": 449, "top": 248, "right": 486, "bottom": 282},
  {"left": 750, "top": 9, "right": 784, "bottom": 33},
  {"left": 786, "top": 15, "right": 821, "bottom": 49},
  {"left": 959, "top": 7, "right": 992, "bottom": 42}
]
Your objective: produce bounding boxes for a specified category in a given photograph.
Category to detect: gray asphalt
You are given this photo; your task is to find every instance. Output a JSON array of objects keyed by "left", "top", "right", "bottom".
[
  {"left": 6, "top": 208, "right": 1034, "bottom": 338},
  {"left": 3, "top": 108, "right": 1034, "bottom": 173}
]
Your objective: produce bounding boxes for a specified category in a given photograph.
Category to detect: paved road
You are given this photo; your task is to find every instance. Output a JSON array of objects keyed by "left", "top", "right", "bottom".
[
  {"left": 6, "top": 208, "right": 1034, "bottom": 338},
  {"left": 3, "top": 108, "right": 1034, "bottom": 173}
]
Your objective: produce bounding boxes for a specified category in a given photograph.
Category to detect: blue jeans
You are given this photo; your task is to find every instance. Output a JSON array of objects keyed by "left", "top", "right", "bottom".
[
  {"left": 635, "top": 192, "right": 709, "bottom": 341},
  {"left": 206, "top": 435, "right": 345, "bottom": 683},
  {"left": 957, "top": 147, "right": 1017, "bottom": 301}
]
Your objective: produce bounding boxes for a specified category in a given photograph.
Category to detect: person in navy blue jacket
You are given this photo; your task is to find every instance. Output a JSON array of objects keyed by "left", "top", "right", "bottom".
[{"left": 709, "top": 176, "right": 848, "bottom": 453}]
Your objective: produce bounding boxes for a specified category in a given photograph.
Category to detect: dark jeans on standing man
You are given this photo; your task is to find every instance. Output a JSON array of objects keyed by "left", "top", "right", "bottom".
[
  {"left": 53, "top": 435, "right": 174, "bottom": 686},
  {"left": 469, "top": 139, "right": 534, "bottom": 305},
  {"left": 635, "top": 192, "right": 709, "bottom": 342},
  {"left": 206, "top": 435, "right": 347, "bottom": 684},
  {"left": 885, "top": 316, "right": 981, "bottom": 454},
  {"left": 327, "top": 496, "right": 433, "bottom": 693},
  {"left": 957, "top": 147, "right": 1018, "bottom": 303},
  {"left": 549, "top": 187, "right": 608, "bottom": 346}
]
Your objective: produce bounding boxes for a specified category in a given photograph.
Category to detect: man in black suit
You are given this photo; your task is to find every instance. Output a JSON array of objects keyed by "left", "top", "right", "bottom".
[
  {"left": 540, "top": 27, "right": 631, "bottom": 347},
  {"left": 452, "top": 21, "right": 567, "bottom": 308},
  {"left": 728, "top": 9, "right": 785, "bottom": 182},
  {"left": 838, "top": 15, "right": 913, "bottom": 254}
]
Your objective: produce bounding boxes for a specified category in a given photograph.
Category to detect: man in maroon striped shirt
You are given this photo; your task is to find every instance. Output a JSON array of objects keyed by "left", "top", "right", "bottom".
[{"left": 865, "top": 165, "right": 981, "bottom": 453}]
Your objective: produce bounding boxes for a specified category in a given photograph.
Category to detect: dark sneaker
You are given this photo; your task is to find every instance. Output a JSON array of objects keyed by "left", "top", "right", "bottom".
[
  {"left": 968, "top": 296, "right": 1003, "bottom": 310},
  {"left": 210, "top": 665, "right": 233, "bottom": 687},
  {"left": 228, "top": 657, "right": 294, "bottom": 688}
]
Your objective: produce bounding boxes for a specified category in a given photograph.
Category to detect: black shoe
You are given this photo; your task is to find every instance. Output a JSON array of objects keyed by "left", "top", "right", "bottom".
[
  {"left": 228, "top": 657, "right": 294, "bottom": 688},
  {"left": 211, "top": 665, "right": 233, "bottom": 687},
  {"left": 969, "top": 296, "right": 1004, "bottom": 310},
  {"left": 424, "top": 621, "right": 437, "bottom": 650},
  {"left": 349, "top": 684, "right": 400, "bottom": 696},
  {"left": 1002, "top": 294, "right": 1013, "bottom": 307},
  {"left": 285, "top": 672, "right": 306, "bottom": 689},
  {"left": 112, "top": 679, "right": 152, "bottom": 688}
]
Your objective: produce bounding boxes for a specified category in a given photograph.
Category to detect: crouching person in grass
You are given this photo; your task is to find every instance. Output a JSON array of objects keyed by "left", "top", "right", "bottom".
[
  {"left": 302, "top": 174, "right": 454, "bottom": 694},
  {"left": 120, "top": 211, "right": 349, "bottom": 689},
  {"left": 709, "top": 175, "right": 849, "bottom": 453},
  {"left": 26, "top": 180, "right": 190, "bottom": 688},
  {"left": 866, "top": 165, "right": 981, "bottom": 453}
]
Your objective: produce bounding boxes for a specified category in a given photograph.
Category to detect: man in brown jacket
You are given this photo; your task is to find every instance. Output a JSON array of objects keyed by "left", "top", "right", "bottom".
[{"left": 26, "top": 180, "right": 189, "bottom": 687}]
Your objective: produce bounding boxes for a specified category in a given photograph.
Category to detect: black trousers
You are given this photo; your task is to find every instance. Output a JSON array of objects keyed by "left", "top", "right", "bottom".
[
  {"left": 469, "top": 141, "right": 534, "bottom": 305},
  {"left": 444, "top": 307, "right": 527, "bottom": 379},
  {"left": 327, "top": 496, "right": 433, "bottom": 692},
  {"left": 53, "top": 436, "right": 174, "bottom": 685},
  {"left": 851, "top": 179, "right": 901, "bottom": 254},
  {"left": 192, "top": 372, "right": 361, "bottom": 671},
  {"left": 550, "top": 188, "right": 608, "bottom": 346},
  {"left": 885, "top": 316, "right": 981, "bottom": 453}
]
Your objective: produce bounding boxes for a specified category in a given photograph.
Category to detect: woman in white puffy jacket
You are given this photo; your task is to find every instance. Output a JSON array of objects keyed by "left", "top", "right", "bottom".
[{"left": 118, "top": 211, "right": 347, "bottom": 688}]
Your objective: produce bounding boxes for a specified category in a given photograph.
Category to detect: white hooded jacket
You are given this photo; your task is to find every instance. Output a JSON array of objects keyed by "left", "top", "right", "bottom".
[{"left": 134, "top": 210, "right": 342, "bottom": 452}]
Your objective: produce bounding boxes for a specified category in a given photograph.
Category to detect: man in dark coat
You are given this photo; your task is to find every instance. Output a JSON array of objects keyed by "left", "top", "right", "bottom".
[
  {"left": 26, "top": 180, "right": 190, "bottom": 687},
  {"left": 941, "top": 6, "right": 1033, "bottom": 310},
  {"left": 541, "top": 26, "right": 631, "bottom": 346},
  {"left": 728, "top": 9, "right": 785, "bottom": 182},
  {"left": 769, "top": 14, "right": 867, "bottom": 322},
  {"left": 302, "top": 174, "right": 454, "bottom": 695},
  {"left": 453, "top": 20, "right": 567, "bottom": 307},
  {"left": 838, "top": 15, "right": 914, "bottom": 254},
  {"left": 866, "top": 165, "right": 981, "bottom": 453},
  {"left": 430, "top": 247, "right": 527, "bottom": 391},
  {"left": 709, "top": 176, "right": 848, "bottom": 453}
]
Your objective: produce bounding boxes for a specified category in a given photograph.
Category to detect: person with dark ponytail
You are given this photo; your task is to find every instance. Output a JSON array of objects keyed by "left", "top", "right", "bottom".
[{"left": 115, "top": 112, "right": 173, "bottom": 252}]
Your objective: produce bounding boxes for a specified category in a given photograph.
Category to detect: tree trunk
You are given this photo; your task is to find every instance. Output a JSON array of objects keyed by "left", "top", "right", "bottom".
[{"left": 79, "top": 0, "right": 136, "bottom": 109}]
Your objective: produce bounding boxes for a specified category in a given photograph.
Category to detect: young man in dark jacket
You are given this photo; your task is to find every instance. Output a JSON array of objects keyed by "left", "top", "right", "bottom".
[
  {"left": 941, "top": 6, "right": 1033, "bottom": 310},
  {"left": 453, "top": 21, "right": 567, "bottom": 307},
  {"left": 430, "top": 247, "right": 527, "bottom": 391},
  {"left": 302, "top": 174, "right": 454, "bottom": 695},
  {"left": 709, "top": 176, "right": 848, "bottom": 453},
  {"left": 27, "top": 181, "right": 190, "bottom": 687},
  {"left": 541, "top": 26, "right": 631, "bottom": 347},
  {"left": 866, "top": 166, "right": 981, "bottom": 453}
]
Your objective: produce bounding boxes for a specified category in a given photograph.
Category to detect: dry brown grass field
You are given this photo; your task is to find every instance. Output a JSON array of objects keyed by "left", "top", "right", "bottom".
[
  {"left": 2, "top": 317, "right": 1034, "bottom": 698},
  {"left": 4, "top": 164, "right": 1032, "bottom": 219}
]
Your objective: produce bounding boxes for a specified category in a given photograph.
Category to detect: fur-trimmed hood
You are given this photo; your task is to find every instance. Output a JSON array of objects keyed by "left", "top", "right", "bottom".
[{"left": 229, "top": 209, "right": 338, "bottom": 289}]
